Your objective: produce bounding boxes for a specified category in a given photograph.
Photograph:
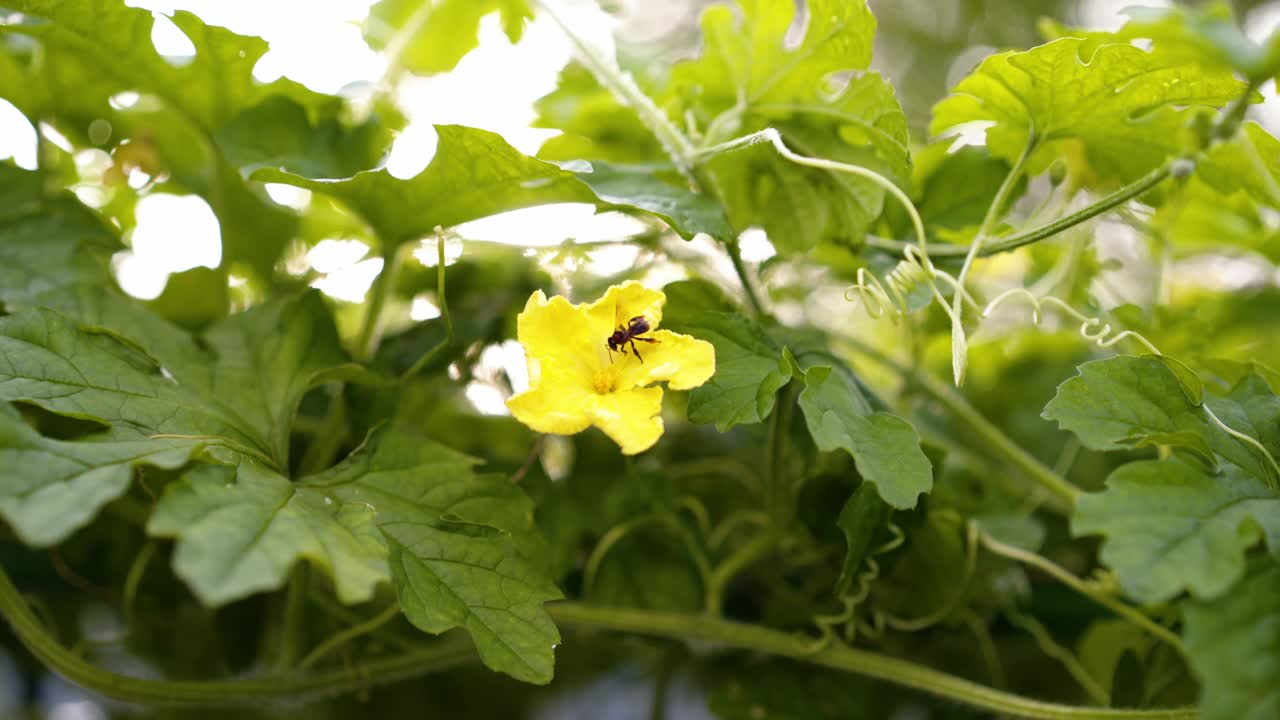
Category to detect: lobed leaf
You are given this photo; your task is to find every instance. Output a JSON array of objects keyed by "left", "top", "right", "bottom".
[
  {"left": 931, "top": 36, "right": 1245, "bottom": 185},
  {"left": 1043, "top": 355, "right": 1275, "bottom": 482},
  {"left": 255, "top": 125, "right": 726, "bottom": 245},
  {"left": 1073, "top": 458, "right": 1280, "bottom": 603},
  {"left": 302, "top": 427, "right": 562, "bottom": 683},
  {"left": 671, "top": 0, "right": 909, "bottom": 251}
]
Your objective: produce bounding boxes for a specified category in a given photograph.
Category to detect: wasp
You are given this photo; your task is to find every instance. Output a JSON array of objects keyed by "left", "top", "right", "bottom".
[{"left": 607, "top": 315, "right": 659, "bottom": 363}]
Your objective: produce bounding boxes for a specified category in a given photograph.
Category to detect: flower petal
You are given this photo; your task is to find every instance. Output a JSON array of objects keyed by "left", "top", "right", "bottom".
[
  {"left": 586, "top": 281, "right": 666, "bottom": 339},
  {"left": 588, "top": 386, "right": 664, "bottom": 455},
  {"left": 506, "top": 361, "right": 594, "bottom": 436},
  {"left": 517, "top": 290, "right": 599, "bottom": 379},
  {"left": 615, "top": 330, "right": 715, "bottom": 391}
]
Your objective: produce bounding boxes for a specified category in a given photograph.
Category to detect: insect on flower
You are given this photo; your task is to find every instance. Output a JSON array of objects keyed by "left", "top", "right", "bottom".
[
  {"left": 505, "top": 282, "right": 716, "bottom": 455},
  {"left": 607, "top": 315, "right": 659, "bottom": 363}
]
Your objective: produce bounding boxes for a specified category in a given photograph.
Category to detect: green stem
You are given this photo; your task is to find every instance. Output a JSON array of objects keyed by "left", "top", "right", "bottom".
[
  {"left": 726, "top": 238, "right": 767, "bottom": 318},
  {"left": 532, "top": 0, "right": 697, "bottom": 175},
  {"left": 356, "top": 244, "right": 405, "bottom": 362},
  {"left": 951, "top": 140, "right": 1033, "bottom": 385},
  {"left": 298, "top": 388, "right": 348, "bottom": 476},
  {"left": 866, "top": 164, "right": 1174, "bottom": 259},
  {"left": 548, "top": 603, "right": 1197, "bottom": 720},
  {"left": 842, "top": 339, "right": 1080, "bottom": 512},
  {"left": 0, "top": 563, "right": 473, "bottom": 707},
  {"left": 436, "top": 229, "right": 455, "bottom": 344},
  {"left": 271, "top": 566, "right": 310, "bottom": 671},
  {"left": 765, "top": 381, "right": 799, "bottom": 528},
  {"left": 300, "top": 602, "right": 403, "bottom": 670},
  {"left": 976, "top": 529, "right": 1186, "bottom": 656},
  {"left": 705, "top": 532, "right": 773, "bottom": 615}
]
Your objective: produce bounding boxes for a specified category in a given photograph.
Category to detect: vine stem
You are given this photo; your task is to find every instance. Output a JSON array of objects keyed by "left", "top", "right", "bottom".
[
  {"left": 547, "top": 603, "right": 1197, "bottom": 720},
  {"left": 299, "top": 602, "right": 403, "bottom": 670},
  {"left": 356, "top": 243, "right": 405, "bottom": 362},
  {"left": 0, "top": 559, "right": 1196, "bottom": 718},
  {"left": 726, "top": 238, "right": 767, "bottom": 318},
  {"left": 0, "top": 563, "right": 473, "bottom": 706},
  {"left": 839, "top": 337, "right": 1081, "bottom": 512},
  {"left": 951, "top": 139, "right": 1034, "bottom": 385},
  {"left": 864, "top": 164, "right": 1175, "bottom": 259},
  {"left": 976, "top": 528, "right": 1187, "bottom": 656},
  {"left": 532, "top": 0, "right": 697, "bottom": 176}
]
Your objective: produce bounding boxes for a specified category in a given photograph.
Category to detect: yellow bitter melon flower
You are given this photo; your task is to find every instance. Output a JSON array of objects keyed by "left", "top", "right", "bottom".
[{"left": 506, "top": 282, "right": 715, "bottom": 455}]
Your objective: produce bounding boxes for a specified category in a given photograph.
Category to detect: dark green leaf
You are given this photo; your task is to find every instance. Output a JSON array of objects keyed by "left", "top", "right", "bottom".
[
  {"left": 834, "top": 483, "right": 889, "bottom": 595},
  {"left": 798, "top": 365, "right": 932, "bottom": 509}
]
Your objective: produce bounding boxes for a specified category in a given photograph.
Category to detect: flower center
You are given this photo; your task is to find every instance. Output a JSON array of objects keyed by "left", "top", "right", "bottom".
[{"left": 591, "top": 366, "right": 618, "bottom": 394}]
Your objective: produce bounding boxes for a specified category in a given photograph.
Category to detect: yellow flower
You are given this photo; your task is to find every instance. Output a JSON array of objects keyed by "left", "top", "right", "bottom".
[{"left": 506, "top": 282, "right": 716, "bottom": 455}]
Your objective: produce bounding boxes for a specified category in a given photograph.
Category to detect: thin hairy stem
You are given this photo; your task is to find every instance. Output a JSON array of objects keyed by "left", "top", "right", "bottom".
[
  {"left": 865, "top": 164, "right": 1175, "bottom": 259},
  {"left": 976, "top": 527, "right": 1186, "bottom": 656},
  {"left": 300, "top": 603, "right": 403, "bottom": 670},
  {"left": 726, "top": 238, "right": 768, "bottom": 317},
  {"left": 951, "top": 139, "right": 1034, "bottom": 385}
]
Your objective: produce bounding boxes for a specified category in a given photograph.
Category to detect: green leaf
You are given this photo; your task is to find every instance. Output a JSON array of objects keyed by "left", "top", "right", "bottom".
[
  {"left": 1118, "top": 3, "right": 1280, "bottom": 82},
  {"left": 0, "top": 163, "right": 121, "bottom": 310},
  {"left": 533, "top": 62, "right": 664, "bottom": 164},
  {"left": 362, "top": 0, "right": 532, "bottom": 76},
  {"left": 148, "top": 458, "right": 389, "bottom": 607},
  {"left": 589, "top": 527, "right": 703, "bottom": 613},
  {"left": 907, "top": 143, "right": 1024, "bottom": 241},
  {"left": 1073, "top": 459, "right": 1280, "bottom": 603},
  {"left": 665, "top": 311, "right": 792, "bottom": 431},
  {"left": 215, "top": 96, "right": 396, "bottom": 179},
  {"left": 0, "top": 403, "right": 197, "bottom": 546},
  {"left": 147, "top": 266, "right": 229, "bottom": 331},
  {"left": 0, "top": 290, "right": 367, "bottom": 547},
  {"left": 576, "top": 162, "right": 732, "bottom": 240},
  {"left": 931, "top": 37, "right": 1245, "bottom": 185},
  {"left": 0, "top": 291, "right": 356, "bottom": 472},
  {"left": 834, "top": 482, "right": 889, "bottom": 595},
  {"left": 1196, "top": 122, "right": 1280, "bottom": 209},
  {"left": 798, "top": 365, "right": 932, "bottom": 509},
  {"left": 302, "top": 427, "right": 562, "bottom": 683},
  {"left": 669, "top": 0, "right": 908, "bottom": 251},
  {"left": 1042, "top": 355, "right": 1272, "bottom": 481},
  {"left": 256, "top": 125, "right": 729, "bottom": 245},
  {"left": 1183, "top": 562, "right": 1280, "bottom": 720}
]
